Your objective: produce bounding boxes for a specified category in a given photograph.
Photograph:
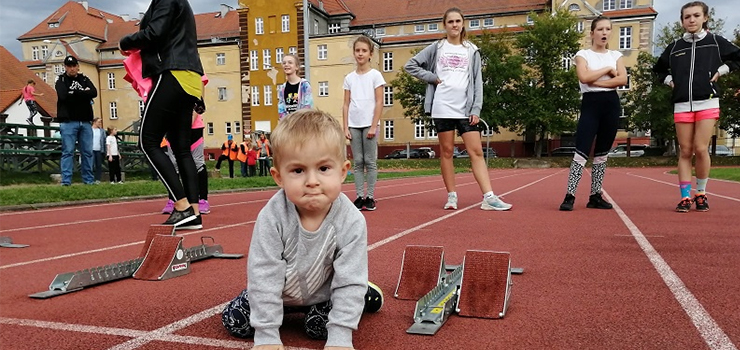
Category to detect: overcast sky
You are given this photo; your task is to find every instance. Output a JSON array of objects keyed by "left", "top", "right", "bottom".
[{"left": 1, "top": 0, "right": 738, "bottom": 59}]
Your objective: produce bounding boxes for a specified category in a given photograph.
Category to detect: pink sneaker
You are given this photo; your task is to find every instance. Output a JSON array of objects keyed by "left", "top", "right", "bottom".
[
  {"left": 162, "top": 200, "right": 175, "bottom": 214},
  {"left": 199, "top": 199, "right": 211, "bottom": 214}
]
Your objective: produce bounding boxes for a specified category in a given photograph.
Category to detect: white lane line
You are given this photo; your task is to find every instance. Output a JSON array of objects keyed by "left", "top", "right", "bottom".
[
  {"left": 0, "top": 213, "right": 159, "bottom": 234},
  {"left": 627, "top": 173, "right": 740, "bottom": 202},
  {"left": 0, "top": 222, "right": 253, "bottom": 270},
  {"left": 603, "top": 190, "right": 737, "bottom": 350}
]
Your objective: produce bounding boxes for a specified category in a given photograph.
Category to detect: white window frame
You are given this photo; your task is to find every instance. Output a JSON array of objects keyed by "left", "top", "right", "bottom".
[
  {"left": 251, "top": 86, "right": 260, "bottom": 106},
  {"left": 41, "top": 45, "right": 49, "bottom": 60},
  {"left": 314, "top": 19, "right": 319, "bottom": 34},
  {"left": 318, "top": 81, "right": 328, "bottom": 97},
  {"left": 207, "top": 122, "right": 214, "bottom": 135},
  {"left": 427, "top": 127, "right": 438, "bottom": 139},
  {"left": 109, "top": 102, "right": 118, "bottom": 120},
  {"left": 276, "top": 48, "right": 284, "bottom": 64},
  {"left": 218, "top": 87, "right": 227, "bottom": 101},
  {"left": 375, "top": 28, "right": 386, "bottom": 36},
  {"left": 216, "top": 53, "right": 226, "bottom": 65},
  {"left": 250, "top": 50, "right": 258, "bottom": 71},
  {"left": 32, "top": 46, "right": 39, "bottom": 60},
  {"left": 569, "top": 4, "right": 580, "bottom": 11},
  {"left": 414, "top": 24, "right": 425, "bottom": 33},
  {"left": 383, "top": 86, "right": 393, "bottom": 106},
  {"left": 318, "top": 44, "right": 327, "bottom": 60},
  {"left": 414, "top": 120, "right": 426, "bottom": 139},
  {"left": 577, "top": 21, "right": 584, "bottom": 33},
  {"left": 619, "top": 27, "right": 632, "bottom": 50},
  {"left": 427, "top": 23, "right": 438, "bottom": 31},
  {"left": 139, "top": 100, "right": 145, "bottom": 117},
  {"left": 264, "top": 85, "right": 273, "bottom": 106},
  {"left": 255, "top": 17, "right": 264, "bottom": 34},
  {"left": 562, "top": 56, "right": 573, "bottom": 70},
  {"left": 54, "top": 64, "right": 63, "bottom": 74},
  {"left": 384, "top": 120, "right": 394, "bottom": 140},
  {"left": 526, "top": 16, "right": 534, "bottom": 25},
  {"left": 41, "top": 72, "right": 48, "bottom": 83},
  {"left": 469, "top": 19, "right": 480, "bottom": 28},
  {"left": 329, "top": 23, "right": 341, "bottom": 34},
  {"left": 235, "top": 121, "right": 241, "bottom": 135},
  {"left": 619, "top": 0, "right": 633, "bottom": 9},
  {"left": 107, "top": 72, "right": 116, "bottom": 90},
  {"left": 225, "top": 122, "right": 232, "bottom": 134},
  {"left": 383, "top": 52, "right": 393, "bottom": 72},
  {"left": 483, "top": 18, "right": 494, "bottom": 27},
  {"left": 263, "top": 49, "right": 272, "bottom": 70},
  {"left": 289, "top": 46, "right": 297, "bottom": 56},
  {"left": 603, "top": 0, "right": 616, "bottom": 11},
  {"left": 281, "top": 15, "right": 290, "bottom": 32}
]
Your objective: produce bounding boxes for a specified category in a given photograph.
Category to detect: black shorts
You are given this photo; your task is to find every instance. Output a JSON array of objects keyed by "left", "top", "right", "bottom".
[{"left": 433, "top": 118, "right": 480, "bottom": 137}]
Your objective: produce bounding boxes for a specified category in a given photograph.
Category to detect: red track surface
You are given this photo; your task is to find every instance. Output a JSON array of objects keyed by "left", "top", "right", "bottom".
[{"left": 1, "top": 168, "right": 739, "bottom": 350}]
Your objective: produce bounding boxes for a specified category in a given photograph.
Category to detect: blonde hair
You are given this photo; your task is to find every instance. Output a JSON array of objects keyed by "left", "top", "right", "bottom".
[
  {"left": 283, "top": 54, "right": 302, "bottom": 74},
  {"left": 270, "top": 109, "right": 346, "bottom": 167}
]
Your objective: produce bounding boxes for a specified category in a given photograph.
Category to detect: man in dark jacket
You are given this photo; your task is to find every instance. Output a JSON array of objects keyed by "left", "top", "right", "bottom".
[{"left": 55, "top": 55, "right": 97, "bottom": 186}]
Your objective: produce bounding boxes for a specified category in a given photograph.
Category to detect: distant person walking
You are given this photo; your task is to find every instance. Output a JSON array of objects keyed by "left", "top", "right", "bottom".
[{"left": 22, "top": 80, "right": 43, "bottom": 125}]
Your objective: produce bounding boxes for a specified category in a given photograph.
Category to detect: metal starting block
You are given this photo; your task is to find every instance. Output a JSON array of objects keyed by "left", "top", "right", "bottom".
[
  {"left": 29, "top": 226, "right": 243, "bottom": 299},
  {"left": 396, "top": 245, "right": 523, "bottom": 335},
  {"left": 0, "top": 236, "right": 29, "bottom": 248}
]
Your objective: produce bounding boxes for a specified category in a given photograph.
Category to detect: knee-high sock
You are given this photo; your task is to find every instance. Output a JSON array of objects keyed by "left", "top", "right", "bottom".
[
  {"left": 591, "top": 156, "right": 608, "bottom": 195},
  {"left": 566, "top": 159, "right": 585, "bottom": 195}
]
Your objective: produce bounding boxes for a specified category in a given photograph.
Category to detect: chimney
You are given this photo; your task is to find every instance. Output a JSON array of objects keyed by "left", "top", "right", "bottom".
[
  {"left": 220, "top": 4, "right": 233, "bottom": 18},
  {"left": 121, "top": 13, "right": 130, "bottom": 21},
  {"left": 79, "top": 1, "right": 88, "bottom": 11}
]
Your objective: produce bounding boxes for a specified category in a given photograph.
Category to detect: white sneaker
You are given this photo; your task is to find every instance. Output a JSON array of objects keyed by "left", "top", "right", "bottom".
[
  {"left": 481, "top": 195, "right": 512, "bottom": 211},
  {"left": 443, "top": 193, "right": 458, "bottom": 210}
]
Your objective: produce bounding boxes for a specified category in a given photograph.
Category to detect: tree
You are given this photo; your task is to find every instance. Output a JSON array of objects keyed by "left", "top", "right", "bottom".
[
  {"left": 389, "top": 49, "right": 427, "bottom": 125},
  {"left": 718, "top": 27, "right": 740, "bottom": 137},
  {"left": 509, "top": 9, "right": 582, "bottom": 157}
]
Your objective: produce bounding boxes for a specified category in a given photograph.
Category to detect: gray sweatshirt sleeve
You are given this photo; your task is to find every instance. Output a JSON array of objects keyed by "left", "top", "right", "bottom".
[
  {"left": 470, "top": 49, "right": 484, "bottom": 117},
  {"left": 247, "top": 194, "right": 289, "bottom": 346},
  {"left": 325, "top": 197, "right": 368, "bottom": 347},
  {"left": 404, "top": 43, "right": 439, "bottom": 83}
]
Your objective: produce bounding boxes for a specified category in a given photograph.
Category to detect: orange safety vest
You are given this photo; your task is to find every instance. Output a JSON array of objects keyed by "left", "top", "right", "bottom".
[
  {"left": 256, "top": 139, "right": 271, "bottom": 157},
  {"left": 222, "top": 141, "right": 238, "bottom": 161},
  {"left": 237, "top": 141, "right": 249, "bottom": 162}
]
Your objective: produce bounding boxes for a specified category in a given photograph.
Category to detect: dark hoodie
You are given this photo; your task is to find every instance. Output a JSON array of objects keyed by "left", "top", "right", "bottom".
[{"left": 55, "top": 72, "right": 97, "bottom": 122}]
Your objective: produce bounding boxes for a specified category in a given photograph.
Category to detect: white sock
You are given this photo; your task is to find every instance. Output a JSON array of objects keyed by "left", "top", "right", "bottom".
[{"left": 483, "top": 191, "right": 494, "bottom": 199}]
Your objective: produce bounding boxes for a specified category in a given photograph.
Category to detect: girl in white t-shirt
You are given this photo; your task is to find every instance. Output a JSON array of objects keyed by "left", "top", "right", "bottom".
[
  {"left": 559, "top": 16, "right": 627, "bottom": 211},
  {"left": 106, "top": 127, "right": 123, "bottom": 183},
  {"left": 405, "top": 7, "right": 511, "bottom": 211},
  {"left": 342, "top": 36, "right": 386, "bottom": 211}
]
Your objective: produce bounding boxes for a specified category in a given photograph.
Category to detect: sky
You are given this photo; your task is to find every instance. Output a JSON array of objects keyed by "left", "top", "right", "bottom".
[{"left": 0, "top": 0, "right": 738, "bottom": 59}]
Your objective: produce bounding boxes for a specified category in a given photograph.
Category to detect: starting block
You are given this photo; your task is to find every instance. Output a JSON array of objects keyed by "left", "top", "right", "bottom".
[
  {"left": 394, "top": 245, "right": 445, "bottom": 300},
  {"left": 29, "top": 225, "right": 243, "bottom": 299},
  {"left": 0, "top": 236, "right": 29, "bottom": 248},
  {"left": 395, "top": 245, "right": 523, "bottom": 335}
]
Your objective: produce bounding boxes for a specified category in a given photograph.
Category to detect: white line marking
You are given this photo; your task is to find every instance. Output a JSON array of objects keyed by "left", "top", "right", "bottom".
[
  {"left": 602, "top": 190, "right": 738, "bottom": 350},
  {"left": 626, "top": 173, "right": 740, "bottom": 202},
  {"left": 0, "top": 317, "right": 149, "bottom": 337}
]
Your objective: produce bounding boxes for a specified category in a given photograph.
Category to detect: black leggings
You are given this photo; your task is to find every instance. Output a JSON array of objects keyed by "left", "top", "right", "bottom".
[
  {"left": 140, "top": 72, "right": 198, "bottom": 204},
  {"left": 575, "top": 91, "right": 621, "bottom": 159},
  {"left": 108, "top": 156, "right": 121, "bottom": 182}
]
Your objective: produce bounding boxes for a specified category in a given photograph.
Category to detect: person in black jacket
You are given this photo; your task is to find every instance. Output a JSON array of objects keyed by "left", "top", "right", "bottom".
[
  {"left": 654, "top": 1, "right": 740, "bottom": 213},
  {"left": 55, "top": 55, "right": 97, "bottom": 186},
  {"left": 119, "top": 0, "right": 206, "bottom": 229}
]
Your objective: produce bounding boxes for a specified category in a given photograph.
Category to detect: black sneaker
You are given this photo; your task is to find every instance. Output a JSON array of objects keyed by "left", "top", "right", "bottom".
[
  {"left": 694, "top": 194, "right": 709, "bottom": 212},
  {"left": 163, "top": 206, "right": 197, "bottom": 226},
  {"left": 364, "top": 197, "right": 376, "bottom": 211},
  {"left": 364, "top": 281, "right": 384, "bottom": 313},
  {"left": 675, "top": 198, "right": 692, "bottom": 213},
  {"left": 587, "top": 193, "right": 613, "bottom": 209},
  {"left": 559, "top": 194, "right": 575, "bottom": 211},
  {"left": 353, "top": 197, "right": 364, "bottom": 210},
  {"left": 177, "top": 215, "right": 202, "bottom": 230}
]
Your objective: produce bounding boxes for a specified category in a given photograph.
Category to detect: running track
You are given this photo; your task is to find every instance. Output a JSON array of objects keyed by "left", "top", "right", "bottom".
[{"left": 0, "top": 167, "right": 738, "bottom": 350}]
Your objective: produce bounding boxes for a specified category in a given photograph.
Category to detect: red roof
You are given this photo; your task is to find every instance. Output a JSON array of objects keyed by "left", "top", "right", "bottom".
[
  {"left": 17, "top": 1, "right": 124, "bottom": 41},
  {"left": 0, "top": 46, "right": 57, "bottom": 117},
  {"left": 309, "top": 0, "right": 353, "bottom": 16},
  {"left": 97, "top": 21, "right": 139, "bottom": 50},
  {"left": 603, "top": 7, "right": 658, "bottom": 19},
  {"left": 380, "top": 26, "right": 526, "bottom": 44}
]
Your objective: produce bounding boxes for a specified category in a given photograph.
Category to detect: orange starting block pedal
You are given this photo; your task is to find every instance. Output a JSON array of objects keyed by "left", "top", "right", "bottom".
[
  {"left": 394, "top": 245, "right": 445, "bottom": 300},
  {"left": 133, "top": 234, "right": 190, "bottom": 281},
  {"left": 456, "top": 250, "right": 513, "bottom": 319}
]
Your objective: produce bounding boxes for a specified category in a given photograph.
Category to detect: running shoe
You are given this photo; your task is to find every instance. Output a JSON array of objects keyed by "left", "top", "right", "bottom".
[
  {"left": 199, "top": 199, "right": 211, "bottom": 214},
  {"left": 675, "top": 197, "right": 693, "bottom": 213},
  {"left": 694, "top": 194, "right": 709, "bottom": 212},
  {"left": 444, "top": 193, "right": 458, "bottom": 210},
  {"left": 586, "top": 193, "right": 613, "bottom": 209},
  {"left": 481, "top": 195, "right": 512, "bottom": 211},
  {"left": 559, "top": 194, "right": 575, "bottom": 211},
  {"left": 162, "top": 199, "right": 175, "bottom": 214}
]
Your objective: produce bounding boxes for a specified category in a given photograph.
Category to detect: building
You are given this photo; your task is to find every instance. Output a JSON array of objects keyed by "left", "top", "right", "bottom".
[{"left": 15, "top": 1, "right": 242, "bottom": 155}]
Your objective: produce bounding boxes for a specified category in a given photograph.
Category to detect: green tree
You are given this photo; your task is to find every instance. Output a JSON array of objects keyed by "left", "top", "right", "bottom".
[
  {"left": 389, "top": 48, "right": 427, "bottom": 125},
  {"left": 718, "top": 27, "right": 740, "bottom": 137},
  {"left": 510, "top": 9, "right": 581, "bottom": 156}
]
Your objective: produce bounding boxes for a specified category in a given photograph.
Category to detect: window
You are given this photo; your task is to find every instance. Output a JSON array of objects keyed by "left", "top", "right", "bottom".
[
  {"left": 264, "top": 85, "right": 272, "bottom": 105},
  {"left": 383, "top": 52, "right": 393, "bottom": 72},
  {"left": 414, "top": 120, "right": 425, "bottom": 139},
  {"left": 289, "top": 46, "right": 297, "bottom": 56},
  {"left": 384, "top": 120, "right": 394, "bottom": 140},
  {"left": 383, "top": 86, "right": 393, "bottom": 106},
  {"left": 107, "top": 72, "right": 116, "bottom": 89},
  {"left": 263, "top": 49, "right": 271, "bottom": 69},
  {"left": 41, "top": 72, "right": 48, "bottom": 83},
  {"left": 375, "top": 28, "right": 385, "bottom": 36},
  {"left": 48, "top": 22, "right": 59, "bottom": 28},
  {"left": 526, "top": 16, "right": 534, "bottom": 25},
  {"left": 216, "top": 53, "right": 225, "bottom": 65},
  {"left": 251, "top": 86, "right": 260, "bottom": 106},
  {"left": 139, "top": 100, "right": 145, "bottom": 117},
  {"left": 314, "top": 19, "right": 319, "bottom": 34},
  {"left": 218, "top": 87, "right": 227, "bottom": 101},
  {"left": 319, "top": 81, "right": 328, "bottom": 97},
  {"left": 483, "top": 18, "right": 494, "bottom": 27},
  {"left": 562, "top": 56, "right": 573, "bottom": 70},
  {"left": 427, "top": 127, "right": 438, "bottom": 139},
  {"left": 281, "top": 14, "right": 290, "bottom": 32},
  {"left": 207, "top": 122, "right": 214, "bottom": 135},
  {"left": 276, "top": 48, "right": 284, "bottom": 64},
  {"left": 225, "top": 122, "right": 232, "bottom": 134},
  {"left": 415, "top": 24, "right": 424, "bottom": 33},
  {"left": 428, "top": 23, "right": 438, "bottom": 31},
  {"left": 577, "top": 21, "right": 584, "bottom": 33},
  {"left": 603, "top": 0, "right": 616, "bottom": 11},
  {"left": 255, "top": 18, "right": 264, "bottom": 34},
  {"left": 235, "top": 121, "right": 241, "bottom": 135},
  {"left": 619, "top": 27, "right": 632, "bottom": 49},
  {"left": 618, "top": 68, "right": 632, "bottom": 90},
  {"left": 109, "top": 102, "right": 118, "bottom": 120},
  {"left": 469, "top": 19, "right": 480, "bottom": 28},
  {"left": 619, "top": 0, "right": 633, "bottom": 9},
  {"left": 250, "top": 50, "right": 258, "bottom": 70},
  {"left": 32, "top": 46, "right": 39, "bottom": 60},
  {"left": 41, "top": 45, "right": 49, "bottom": 59},
  {"left": 329, "top": 23, "right": 341, "bottom": 34},
  {"left": 569, "top": 4, "right": 580, "bottom": 11},
  {"left": 318, "top": 44, "right": 327, "bottom": 60}
]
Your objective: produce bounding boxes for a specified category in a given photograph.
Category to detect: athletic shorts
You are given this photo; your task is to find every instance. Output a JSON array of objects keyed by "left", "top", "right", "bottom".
[
  {"left": 674, "top": 108, "right": 720, "bottom": 123},
  {"left": 433, "top": 118, "right": 480, "bottom": 137}
]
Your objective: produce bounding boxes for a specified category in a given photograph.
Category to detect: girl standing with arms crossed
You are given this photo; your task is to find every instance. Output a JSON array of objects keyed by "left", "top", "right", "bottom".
[
  {"left": 404, "top": 7, "right": 512, "bottom": 211},
  {"left": 559, "top": 16, "right": 626, "bottom": 211},
  {"left": 654, "top": 1, "right": 740, "bottom": 212},
  {"left": 277, "top": 54, "right": 313, "bottom": 120},
  {"left": 343, "top": 36, "right": 386, "bottom": 211}
]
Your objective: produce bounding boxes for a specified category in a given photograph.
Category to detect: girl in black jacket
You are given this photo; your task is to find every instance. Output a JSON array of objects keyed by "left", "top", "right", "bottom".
[{"left": 654, "top": 1, "right": 740, "bottom": 213}]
